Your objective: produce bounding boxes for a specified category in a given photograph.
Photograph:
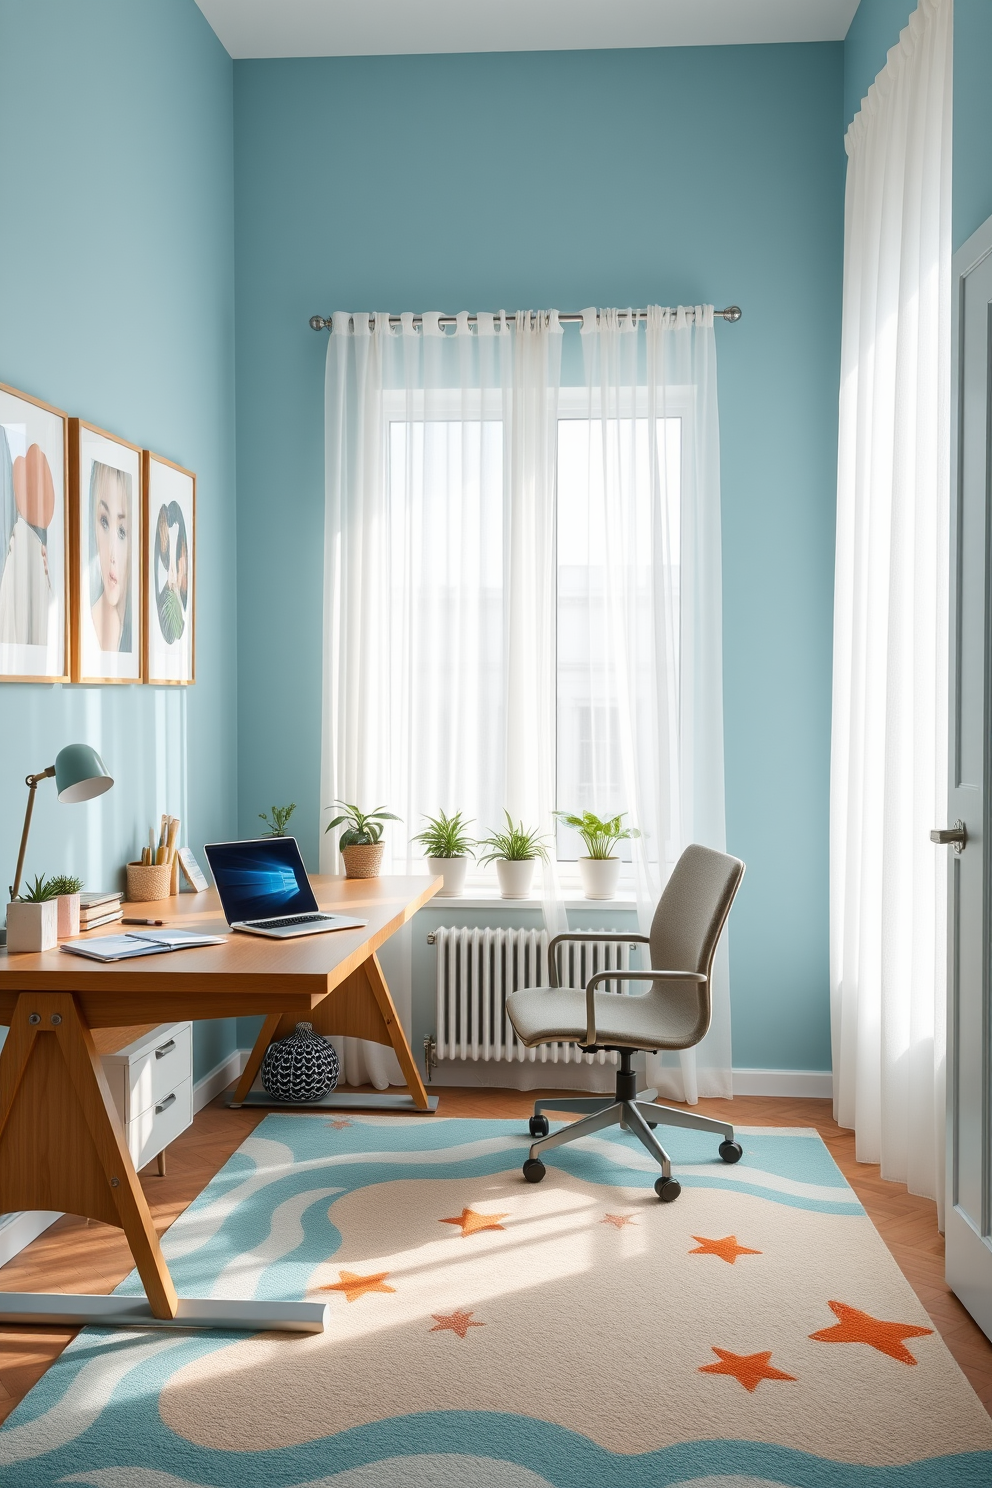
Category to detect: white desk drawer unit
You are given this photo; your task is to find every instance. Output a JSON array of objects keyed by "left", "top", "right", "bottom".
[{"left": 101, "top": 1022, "right": 193, "bottom": 1170}]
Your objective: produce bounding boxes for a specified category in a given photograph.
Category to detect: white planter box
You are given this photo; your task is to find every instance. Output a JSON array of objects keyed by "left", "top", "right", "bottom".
[
  {"left": 496, "top": 860, "right": 536, "bottom": 898},
  {"left": 6, "top": 899, "right": 58, "bottom": 953},
  {"left": 428, "top": 856, "right": 470, "bottom": 897},
  {"left": 579, "top": 857, "right": 622, "bottom": 900}
]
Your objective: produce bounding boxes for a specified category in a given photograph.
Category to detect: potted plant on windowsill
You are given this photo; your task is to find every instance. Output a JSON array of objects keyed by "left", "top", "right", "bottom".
[
  {"left": 48, "top": 873, "right": 84, "bottom": 937},
  {"left": 555, "top": 810, "right": 640, "bottom": 900},
  {"left": 6, "top": 873, "right": 60, "bottom": 953},
  {"left": 411, "top": 810, "right": 476, "bottom": 897},
  {"left": 478, "top": 813, "right": 550, "bottom": 899},
  {"left": 324, "top": 800, "right": 399, "bottom": 879}
]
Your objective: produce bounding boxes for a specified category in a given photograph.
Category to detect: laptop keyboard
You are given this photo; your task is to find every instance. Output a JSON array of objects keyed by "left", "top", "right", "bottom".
[{"left": 247, "top": 913, "right": 334, "bottom": 930}]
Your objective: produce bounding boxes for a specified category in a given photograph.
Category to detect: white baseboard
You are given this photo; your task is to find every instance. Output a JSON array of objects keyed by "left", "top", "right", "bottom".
[
  {"left": 732, "top": 1068, "right": 833, "bottom": 1098},
  {"left": 193, "top": 1049, "right": 248, "bottom": 1113},
  {"left": 0, "top": 1209, "right": 61, "bottom": 1269}
]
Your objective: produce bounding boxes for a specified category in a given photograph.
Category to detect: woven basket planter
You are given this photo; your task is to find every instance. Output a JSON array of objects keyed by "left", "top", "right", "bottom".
[{"left": 341, "top": 842, "right": 384, "bottom": 879}]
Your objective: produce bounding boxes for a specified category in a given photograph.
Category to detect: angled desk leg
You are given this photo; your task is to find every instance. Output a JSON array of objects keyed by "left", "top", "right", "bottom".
[
  {"left": 0, "top": 992, "right": 328, "bottom": 1335},
  {"left": 231, "top": 952, "right": 434, "bottom": 1111}
]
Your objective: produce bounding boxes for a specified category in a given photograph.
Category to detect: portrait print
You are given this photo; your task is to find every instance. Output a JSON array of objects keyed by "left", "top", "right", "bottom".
[
  {"left": 0, "top": 384, "right": 69, "bottom": 683},
  {"left": 144, "top": 453, "right": 195, "bottom": 685},
  {"left": 71, "top": 421, "right": 142, "bottom": 683}
]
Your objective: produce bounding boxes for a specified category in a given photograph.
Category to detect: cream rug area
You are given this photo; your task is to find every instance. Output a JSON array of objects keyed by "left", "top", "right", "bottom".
[{"left": 0, "top": 1115, "right": 989, "bottom": 1486}]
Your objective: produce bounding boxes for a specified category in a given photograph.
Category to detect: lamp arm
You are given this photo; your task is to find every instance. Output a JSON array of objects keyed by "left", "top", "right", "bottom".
[{"left": 10, "top": 766, "right": 55, "bottom": 901}]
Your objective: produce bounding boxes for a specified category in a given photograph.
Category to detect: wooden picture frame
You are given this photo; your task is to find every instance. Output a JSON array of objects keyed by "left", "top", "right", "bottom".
[
  {"left": 142, "top": 451, "right": 195, "bottom": 685},
  {"left": 69, "top": 419, "right": 143, "bottom": 684},
  {"left": 0, "top": 381, "right": 70, "bottom": 683}
]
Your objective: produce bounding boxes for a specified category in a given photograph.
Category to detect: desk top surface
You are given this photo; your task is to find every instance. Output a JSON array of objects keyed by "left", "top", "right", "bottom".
[{"left": 0, "top": 876, "right": 439, "bottom": 1025}]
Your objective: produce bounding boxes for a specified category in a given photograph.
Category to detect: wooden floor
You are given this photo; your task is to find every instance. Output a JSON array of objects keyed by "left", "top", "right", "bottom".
[{"left": 1, "top": 1087, "right": 990, "bottom": 1425}]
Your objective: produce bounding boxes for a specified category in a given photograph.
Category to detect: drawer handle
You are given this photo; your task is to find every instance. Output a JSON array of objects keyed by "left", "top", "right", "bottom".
[
  {"left": 155, "top": 1040, "right": 176, "bottom": 1059},
  {"left": 155, "top": 1092, "right": 177, "bottom": 1115}
]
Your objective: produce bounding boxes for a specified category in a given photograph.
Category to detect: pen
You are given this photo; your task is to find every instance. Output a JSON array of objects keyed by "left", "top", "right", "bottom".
[{"left": 121, "top": 918, "right": 166, "bottom": 926}]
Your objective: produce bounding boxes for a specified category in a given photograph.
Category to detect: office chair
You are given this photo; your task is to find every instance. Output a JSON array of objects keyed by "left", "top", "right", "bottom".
[{"left": 505, "top": 843, "right": 745, "bottom": 1201}]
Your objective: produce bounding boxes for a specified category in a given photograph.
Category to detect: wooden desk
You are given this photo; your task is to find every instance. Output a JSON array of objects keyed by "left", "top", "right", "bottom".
[{"left": 0, "top": 874, "right": 438, "bottom": 1333}]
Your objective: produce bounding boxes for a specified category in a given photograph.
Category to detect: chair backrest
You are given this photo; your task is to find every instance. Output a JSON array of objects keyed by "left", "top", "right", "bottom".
[{"left": 646, "top": 844, "right": 745, "bottom": 1047}]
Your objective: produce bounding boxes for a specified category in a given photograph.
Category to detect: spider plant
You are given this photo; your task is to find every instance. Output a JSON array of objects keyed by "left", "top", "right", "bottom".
[
  {"left": 411, "top": 810, "right": 476, "bottom": 860},
  {"left": 477, "top": 812, "right": 550, "bottom": 865},
  {"left": 554, "top": 810, "right": 640, "bottom": 859},
  {"left": 324, "top": 800, "right": 400, "bottom": 848}
]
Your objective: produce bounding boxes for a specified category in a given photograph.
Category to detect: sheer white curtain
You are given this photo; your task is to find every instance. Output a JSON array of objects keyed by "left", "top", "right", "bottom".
[
  {"left": 320, "top": 310, "right": 562, "bottom": 1086},
  {"left": 830, "top": 0, "right": 952, "bottom": 1210},
  {"left": 572, "top": 306, "right": 730, "bottom": 1102}
]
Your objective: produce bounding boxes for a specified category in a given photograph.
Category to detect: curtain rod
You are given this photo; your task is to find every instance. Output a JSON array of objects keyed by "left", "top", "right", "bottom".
[{"left": 308, "top": 306, "right": 742, "bottom": 332}]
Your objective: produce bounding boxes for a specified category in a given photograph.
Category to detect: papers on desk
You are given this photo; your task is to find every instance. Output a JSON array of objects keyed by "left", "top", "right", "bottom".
[{"left": 60, "top": 929, "right": 228, "bottom": 962}]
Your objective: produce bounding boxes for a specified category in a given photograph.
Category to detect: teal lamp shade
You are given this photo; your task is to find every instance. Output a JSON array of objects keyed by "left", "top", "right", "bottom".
[{"left": 54, "top": 743, "right": 114, "bottom": 804}]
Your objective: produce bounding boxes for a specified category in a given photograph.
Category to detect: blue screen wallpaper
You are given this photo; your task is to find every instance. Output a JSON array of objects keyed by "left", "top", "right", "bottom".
[{"left": 206, "top": 839, "right": 317, "bottom": 921}]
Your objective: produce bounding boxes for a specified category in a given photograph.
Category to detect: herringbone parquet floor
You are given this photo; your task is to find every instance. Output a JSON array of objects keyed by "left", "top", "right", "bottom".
[{"left": 0, "top": 1087, "right": 989, "bottom": 1425}]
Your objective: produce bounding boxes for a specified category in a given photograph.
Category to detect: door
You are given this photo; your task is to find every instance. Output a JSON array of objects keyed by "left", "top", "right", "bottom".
[{"left": 945, "top": 214, "right": 992, "bottom": 1340}]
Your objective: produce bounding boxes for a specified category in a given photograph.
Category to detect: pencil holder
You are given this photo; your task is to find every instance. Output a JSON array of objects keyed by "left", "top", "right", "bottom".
[{"left": 126, "top": 861, "right": 173, "bottom": 903}]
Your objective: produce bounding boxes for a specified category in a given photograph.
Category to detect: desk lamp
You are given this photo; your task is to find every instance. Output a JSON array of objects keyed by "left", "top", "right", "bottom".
[{"left": 9, "top": 743, "right": 114, "bottom": 901}]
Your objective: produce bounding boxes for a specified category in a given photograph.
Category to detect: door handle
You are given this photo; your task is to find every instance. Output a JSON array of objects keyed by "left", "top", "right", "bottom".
[{"left": 930, "top": 821, "right": 967, "bottom": 854}]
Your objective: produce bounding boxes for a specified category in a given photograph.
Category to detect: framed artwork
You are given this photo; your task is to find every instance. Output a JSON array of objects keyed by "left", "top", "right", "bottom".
[
  {"left": 0, "top": 382, "right": 69, "bottom": 683},
  {"left": 143, "top": 452, "right": 195, "bottom": 685},
  {"left": 69, "top": 420, "right": 142, "bottom": 684}
]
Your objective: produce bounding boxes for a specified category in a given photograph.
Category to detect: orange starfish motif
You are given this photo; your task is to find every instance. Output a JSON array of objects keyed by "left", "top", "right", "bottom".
[
  {"left": 689, "top": 1234, "right": 762, "bottom": 1264},
  {"left": 430, "top": 1309, "right": 485, "bottom": 1339},
  {"left": 602, "top": 1213, "right": 637, "bottom": 1229},
  {"left": 324, "top": 1118, "right": 353, "bottom": 1130},
  {"left": 440, "top": 1207, "right": 509, "bottom": 1238},
  {"left": 320, "top": 1270, "right": 395, "bottom": 1303},
  {"left": 699, "top": 1347, "right": 796, "bottom": 1393},
  {"left": 809, "top": 1300, "right": 933, "bottom": 1364}
]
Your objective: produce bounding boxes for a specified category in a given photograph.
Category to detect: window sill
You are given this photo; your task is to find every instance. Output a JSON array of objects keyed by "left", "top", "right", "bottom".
[{"left": 420, "top": 883, "right": 638, "bottom": 912}]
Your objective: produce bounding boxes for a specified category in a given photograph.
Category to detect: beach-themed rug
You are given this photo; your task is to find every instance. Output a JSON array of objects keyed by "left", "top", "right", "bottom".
[{"left": 1, "top": 1115, "right": 990, "bottom": 1487}]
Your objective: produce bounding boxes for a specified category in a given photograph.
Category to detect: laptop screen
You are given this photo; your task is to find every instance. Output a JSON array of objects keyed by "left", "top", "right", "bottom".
[{"left": 204, "top": 837, "right": 319, "bottom": 923}]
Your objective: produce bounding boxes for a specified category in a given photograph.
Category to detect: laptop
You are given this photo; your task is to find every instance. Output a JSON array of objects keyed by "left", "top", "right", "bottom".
[{"left": 204, "top": 837, "right": 368, "bottom": 939}]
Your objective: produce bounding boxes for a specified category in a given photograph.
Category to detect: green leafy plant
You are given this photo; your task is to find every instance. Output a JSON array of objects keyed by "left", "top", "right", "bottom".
[
  {"left": 554, "top": 810, "right": 640, "bottom": 860},
  {"left": 477, "top": 812, "right": 550, "bottom": 865},
  {"left": 17, "top": 873, "right": 60, "bottom": 903},
  {"left": 47, "top": 874, "right": 84, "bottom": 896},
  {"left": 411, "top": 810, "right": 476, "bottom": 860},
  {"left": 324, "top": 800, "right": 400, "bottom": 849},
  {"left": 259, "top": 802, "right": 297, "bottom": 837}
]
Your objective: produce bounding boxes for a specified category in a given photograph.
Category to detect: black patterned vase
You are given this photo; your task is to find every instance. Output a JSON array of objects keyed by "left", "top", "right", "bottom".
[{"left": 261, "top": 1022, "right": 340, "bottom": 1102}]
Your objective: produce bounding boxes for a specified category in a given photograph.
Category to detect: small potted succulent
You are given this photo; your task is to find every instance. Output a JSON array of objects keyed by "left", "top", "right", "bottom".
[
  {"left": 555, "top": 810, "right": 640, "bottom": 900},
  {"left": 325, "top": 800, "right": 399, "bottom": 879},
  {"left": 48, "top": 873, "right": 84, "bottom": 937},
  {"left": 478, "top": 812, "right": 550, "bottom": 899},
  {"left": 411, "top": 810, "right": 476, "bottom": 897},
  {"left": 6, "top": 873, "right": 60, "bottom": 953},
  {"left": 259, "top": 802, "right": 297, "bottom": 837}
]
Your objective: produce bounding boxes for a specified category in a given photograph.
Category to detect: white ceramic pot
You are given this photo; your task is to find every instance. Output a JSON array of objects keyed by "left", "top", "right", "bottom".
[
  {"left": 579, "top": 856, "right": 622, "bottom": 900},
  {"left": 496, "top": 859, "right": 536, "bottom": 898},
  {"left": 6, "top": 899, "right": 59, "bottom": 953},
  {"left": 57, "top": 892, "right": 80, "bottom": 938},
  {"left": 428, "top": 856, "right": 469, "bottom": 897}
]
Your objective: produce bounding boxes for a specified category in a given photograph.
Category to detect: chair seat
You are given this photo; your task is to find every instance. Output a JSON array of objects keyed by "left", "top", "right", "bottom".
[{"left": 506, "top": 985, "right": 687, "bottom": 1051}]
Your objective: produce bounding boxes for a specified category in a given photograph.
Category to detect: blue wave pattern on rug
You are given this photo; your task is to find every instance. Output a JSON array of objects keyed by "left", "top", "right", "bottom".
[{"left": 1, "top": 1115, "right": 989, "bottom": 1488}]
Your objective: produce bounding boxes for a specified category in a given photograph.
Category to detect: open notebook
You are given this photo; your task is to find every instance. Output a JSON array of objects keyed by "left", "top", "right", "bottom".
[{"left": 60, "top": 929, "right": 228, "bottom": 962}]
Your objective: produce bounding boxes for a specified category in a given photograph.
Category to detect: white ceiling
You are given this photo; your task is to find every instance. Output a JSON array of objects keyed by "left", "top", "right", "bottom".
[{"left": 195, "top": 0, "right": 861, "bottom": 60}]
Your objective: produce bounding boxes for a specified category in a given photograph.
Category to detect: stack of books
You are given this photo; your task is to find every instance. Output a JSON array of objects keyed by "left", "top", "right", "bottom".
[{"left": 78, "top": 891, "right": 123, "bottom": 932}]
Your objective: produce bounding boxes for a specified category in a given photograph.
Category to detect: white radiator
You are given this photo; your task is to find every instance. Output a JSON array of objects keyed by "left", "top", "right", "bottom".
[{"left": 432, "top": 927, "right": 633, "bottom": 1066}]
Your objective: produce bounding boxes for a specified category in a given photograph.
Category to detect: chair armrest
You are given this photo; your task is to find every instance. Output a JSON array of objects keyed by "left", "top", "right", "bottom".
[
  {"left": 547, "top": 931, "right": 650, "bottom": 987},
  {"left": 584, "top": 968, "right": 707, "bottom": 1043}
]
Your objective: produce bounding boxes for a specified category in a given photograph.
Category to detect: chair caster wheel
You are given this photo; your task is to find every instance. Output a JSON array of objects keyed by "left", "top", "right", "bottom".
[
  {"left": 523, "top": 1157, "right": 546, "bottom": 1183},
  {"left": 719, "top": 1139, "right": 743, "bottom": 1164},
  {"left": 654, "top": 1176, "right": 681, "bottom": 1202},
  {"left": 529, "top": 1115, "right": 550, "bottom": 1138}
]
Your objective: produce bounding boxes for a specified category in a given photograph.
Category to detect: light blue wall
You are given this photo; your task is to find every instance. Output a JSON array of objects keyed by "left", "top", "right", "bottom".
[
  {"left": 844, "top": 0, "right": 992, "bottom": 249},
  {"left": 0, "top": 0, "right": 239, "bottom": 1083},
  {"left": 233, "top": 44, "right": 845, "bottom": 1073}
]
